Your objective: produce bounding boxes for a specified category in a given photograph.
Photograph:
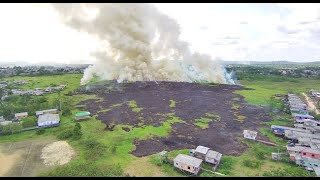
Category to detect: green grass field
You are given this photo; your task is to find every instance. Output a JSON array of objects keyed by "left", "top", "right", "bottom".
[{"left": 0, "top": 74, "right": 318, "bottom": 177}]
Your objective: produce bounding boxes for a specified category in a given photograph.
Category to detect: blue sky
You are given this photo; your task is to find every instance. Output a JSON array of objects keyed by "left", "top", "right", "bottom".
[{"left": 0, "top": 3, "right": 319, "bottom": 63}]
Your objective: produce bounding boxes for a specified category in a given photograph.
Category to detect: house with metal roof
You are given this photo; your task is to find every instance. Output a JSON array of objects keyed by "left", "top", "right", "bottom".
[
  {"left": 174, "top": 154, "right": 203, "bottom": 175},
  {"left": 292, "top": 113, "right": 314, "bottom": 120},
  {"left": 243, "top": 130, "right": 258, "bottom": 140},
  {"left": 205, "top": 150, "right": 222, "bottom": 170},
  {"left": 193, "top": 146, "right": 210, "bottom": 160},
  {"left": 36, "top": 109, "right": 58, "bottom": 116},
  {"left": 14, "top": 112, "right": 28, "bottom": 121},
  {"left": 37, "top": 114, "right": 60, "bottom": 128}
]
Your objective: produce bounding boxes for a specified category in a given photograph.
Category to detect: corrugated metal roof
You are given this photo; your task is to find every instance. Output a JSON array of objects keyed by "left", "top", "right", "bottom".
[
  {"left": 38, "top": 114, "right": 60, "bottom": 124},
  {"left": 292, "top": 113, "right": 314, "bottom": 119},
  {"left": 243, "top": 130, "right": 257, "bottom": 136},
  {"left": 174, "top": 154, "right": 203, "bottom": 167},
  {"left": 195, "top": 146, "right": 210, "bottom": 155},
  {"left": 313, "top": 167, "right": 320, "bottom": 177},
  {"left": 206, "top": 150, "right": 222, "bottom": 161},
  {"left": 36, "top": 109, "right": 58, "bottom": 115},
  {"left": 15, "top": 112, "right": 28, "bottom": 117}
]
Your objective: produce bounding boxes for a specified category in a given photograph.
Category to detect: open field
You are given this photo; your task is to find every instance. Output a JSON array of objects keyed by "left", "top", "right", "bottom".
[
  {"left": 78, "top": 81, "right": 271, "bottom": 157},
  {"left": 0, "top": 137, "right": 57, "bottom": 177}
]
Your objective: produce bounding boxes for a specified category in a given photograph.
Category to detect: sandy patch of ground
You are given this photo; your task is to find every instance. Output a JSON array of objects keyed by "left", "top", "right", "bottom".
[
  {"left": 40, "top": 141, "right": 74, "bottom": 166},
  {"left": 125, "top": 156, "right": 165, "bottom": 177},
  {"left": 302, "top": 93, "right": 320, "bottom": 114},
  {"left": 0, "top": 150, "right": 22, "bottom": 176}
]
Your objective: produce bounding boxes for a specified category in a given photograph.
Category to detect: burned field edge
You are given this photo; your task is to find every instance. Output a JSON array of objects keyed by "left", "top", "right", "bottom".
[{"left": 76, "top": 81, "right": 272, "bottom": 157}]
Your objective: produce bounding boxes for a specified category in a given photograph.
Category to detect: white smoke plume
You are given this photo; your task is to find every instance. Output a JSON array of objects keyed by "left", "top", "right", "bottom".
[{"left": 52, "top": 3, "right": 235, "bottom": 85}]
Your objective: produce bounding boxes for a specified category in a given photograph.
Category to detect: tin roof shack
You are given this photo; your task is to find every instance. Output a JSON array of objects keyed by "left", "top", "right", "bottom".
[
  {"left": 293, "top": 113, "right": 314, "bottom": 121},
  {"left": 14, "top": 112, "right": 28, "bottom": 121},
  {"left": 75, "top": 112, "right": 91, "bottom": 121},
  {"left": 36, "top": 109, "right": 58, "bottom": 117},
  {"left": 271, "top": 125, "right": 310, "bottom": 136},
  {"left": 0, "top": 121, "right": 12, "bottom": 126},
  {"left": 205, "top": 150, "right": 222, "bottom": 170},
  {"left": 174, "top": 154, "right": 203, "bottom": 175},
  {"left": 243, "top": 130, "right": 257, "bottom": 140},
  {"left": 37, "top": 114, "right": 60, "bottom": 128},
  {"left": 193, "top": 146, "right": 210, "bottom": 160}
]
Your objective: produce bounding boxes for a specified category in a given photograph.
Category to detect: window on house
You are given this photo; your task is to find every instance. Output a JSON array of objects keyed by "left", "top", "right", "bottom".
[
  {"left": 303, "top": 153, "right": 306, "bottom": 155},
  {"left": 188, "top": 166, "right": 190, "bottom": 170},
  {"left": 312, "top": 154, "right": 315, "bottom": 157},
  {"left": 315, "top": 164, "right": 318, "bottom": 167}
]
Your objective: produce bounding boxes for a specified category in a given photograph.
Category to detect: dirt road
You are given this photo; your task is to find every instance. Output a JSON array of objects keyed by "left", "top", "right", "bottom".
[{"left": 302, "top": 93, "right": 320, "bottom": 114}]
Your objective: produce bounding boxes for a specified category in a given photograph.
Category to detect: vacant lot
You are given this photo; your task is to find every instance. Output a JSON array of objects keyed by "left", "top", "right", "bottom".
[
  {"left": 0, "top": 138, "right": 57, "bottom": 177},
  {"left": 78, "top": 81, "right": 271, "bottom": 157}
]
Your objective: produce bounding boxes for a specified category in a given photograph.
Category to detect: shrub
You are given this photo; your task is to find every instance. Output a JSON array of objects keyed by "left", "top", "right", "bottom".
[
  {"left": 72, "top": 123, "right": 82, "bottom": 140},
  {"left": 1, "top": 123, "right": 22, "bottom": 135},
  {"left": 57, "top": 128, "right": 74, "bottom": 140},
  {"left": 36, "top": 128, "right": 45, "bottom": 135},
  {"left": 82, "top": 138, "right": 106, "bottom": 161},
  {"left": 242, "top": 158, "right": 262, "bottom": 169},
  {"left": 21, "top": 116, "right": 37, "bottom": 128}
]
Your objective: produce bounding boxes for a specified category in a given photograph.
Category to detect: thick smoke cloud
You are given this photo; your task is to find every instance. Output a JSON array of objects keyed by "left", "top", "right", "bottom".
[{"left": 52, "top": 3, "right": 235, "bottom": 85}]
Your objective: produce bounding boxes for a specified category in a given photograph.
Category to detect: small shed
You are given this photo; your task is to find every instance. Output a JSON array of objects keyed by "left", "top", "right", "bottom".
[
  {"left": 36, "top": 109, "right": 58, "bottom": 116},
  {"left": 75, "top": 111, "right": 91, "bottom": 121},
  {"left": 174, "top": 154, "right": 203, "bottom": 175},
  {"left": 37, "top": 114, "right": 60, "bottom": 127},
  {"left": 243, "top": 130, "right": 258, "bottom": 140},
  {"left": 205, "top": 150, "right": 222, "bottom": 167},
  {"left": 0, "top": 121, "right": 12, "bottom": 126},
  {"left": 271, "top": 153, "right": 282, "bottom": 160},
  {"left": 14, "top": 112, "right": 28, "bottom": 120}
]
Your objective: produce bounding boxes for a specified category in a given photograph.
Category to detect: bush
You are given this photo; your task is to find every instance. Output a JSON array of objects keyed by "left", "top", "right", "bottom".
[
  {"left": 57, "top": 128, "right": 74, "bottom": 140},
  {"left": 72, "top": 123, "right": 82, "bottom": 140},
  {"left": 217, "top": 156, "right": 235, "bottom": 175},
  {"left": 21, "top": 116, "right": 37, "bottom": 128},
  {"left": 82, "top": 138, "right": 106, "bottom": 161},
  {"left": 36, "top": 128, "right": 45, "bottom": 135},
  {"left": 0, "top": 123, "right": 22, "bottom": 135},
  {"left": 242, "top": 158, "right": 262, "bottom": 169}
]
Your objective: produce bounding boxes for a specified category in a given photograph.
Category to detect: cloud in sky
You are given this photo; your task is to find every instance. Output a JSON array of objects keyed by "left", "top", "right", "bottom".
[{"left": 0, "top": 3, "right": 320, "bottom": 63}]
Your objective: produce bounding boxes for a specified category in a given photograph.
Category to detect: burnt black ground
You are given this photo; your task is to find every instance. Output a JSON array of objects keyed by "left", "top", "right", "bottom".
[{"left": 77, "top": 81, "right": 271, "bottom": 157}]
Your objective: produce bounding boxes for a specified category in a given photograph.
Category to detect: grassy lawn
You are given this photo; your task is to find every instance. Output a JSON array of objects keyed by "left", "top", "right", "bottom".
[{"left": 236, "top": 78, "right": 320, "bottom": 106}]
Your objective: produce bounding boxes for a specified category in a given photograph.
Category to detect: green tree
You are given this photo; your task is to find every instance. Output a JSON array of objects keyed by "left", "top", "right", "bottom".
[{"left": 21, "top": 116, "right": 37, "bottom": 128}]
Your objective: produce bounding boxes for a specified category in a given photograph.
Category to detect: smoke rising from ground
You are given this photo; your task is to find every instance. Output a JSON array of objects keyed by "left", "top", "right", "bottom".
[{"left": 52, "top": 3, "right": 235, "bottom": 85}]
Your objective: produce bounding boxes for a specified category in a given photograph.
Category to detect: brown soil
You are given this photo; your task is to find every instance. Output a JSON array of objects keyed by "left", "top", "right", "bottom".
[{"left": 78, "top": 81, "right": 271, "bottom": 157}]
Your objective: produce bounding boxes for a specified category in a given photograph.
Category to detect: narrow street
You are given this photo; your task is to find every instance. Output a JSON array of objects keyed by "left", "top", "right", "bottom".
[{"left": 302, "top": 93, "right": 320, "bottom": 114}]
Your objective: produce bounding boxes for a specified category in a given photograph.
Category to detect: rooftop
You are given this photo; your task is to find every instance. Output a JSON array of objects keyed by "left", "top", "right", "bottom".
[
  {"left": 195, "top": 145, "right": 210, "bottom": 155},
  {"left": 206, "top": 150, "right": 222, "bottom": 161},
  {"left": 75, "top": 111, "right": 91, "bottom": 117},
  {"left": 174, "top": 154, "right": 203, "bottom": 167},
  {"left": 38, "top": 114, "right": 60, "bottom": 124}
]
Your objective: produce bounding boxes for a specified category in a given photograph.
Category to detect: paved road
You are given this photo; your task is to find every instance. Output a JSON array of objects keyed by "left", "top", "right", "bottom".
[{"left": 302, "top": 93, "right": 320, "bottom": 114}]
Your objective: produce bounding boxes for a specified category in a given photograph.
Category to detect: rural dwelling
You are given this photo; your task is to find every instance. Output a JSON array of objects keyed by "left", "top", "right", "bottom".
[
  {"left": 14, "top": 112, "right": 28, "bottom": 120},
  {"left": 0, "top": 121, "right": 12, "bottom": 126},
  {"left": 74, "top": 112, "right": 91, "bottom": 121},
  {"left": 243, "top": 130, "right": 258, "bottom": 140},
  {"left": 174, "top": 154, "right": 203, "bottom": 175},
  {"left": 301, "top": 148, "right": 320, "bottom": 159},
  {"left": 36, "top": 109, "right": 58, "bottom": 116},
  {"left": 205, "top": 150, "right": 222, "bottom": 168},
  {"left": 293, "top": 113, "right": 314, "bottom": 121},
  {"left": 193, "top": 146, "right": 210, "bottom": 160},
  {"left": 37, "top": 114, "right": 60, "bottom": 127}
]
